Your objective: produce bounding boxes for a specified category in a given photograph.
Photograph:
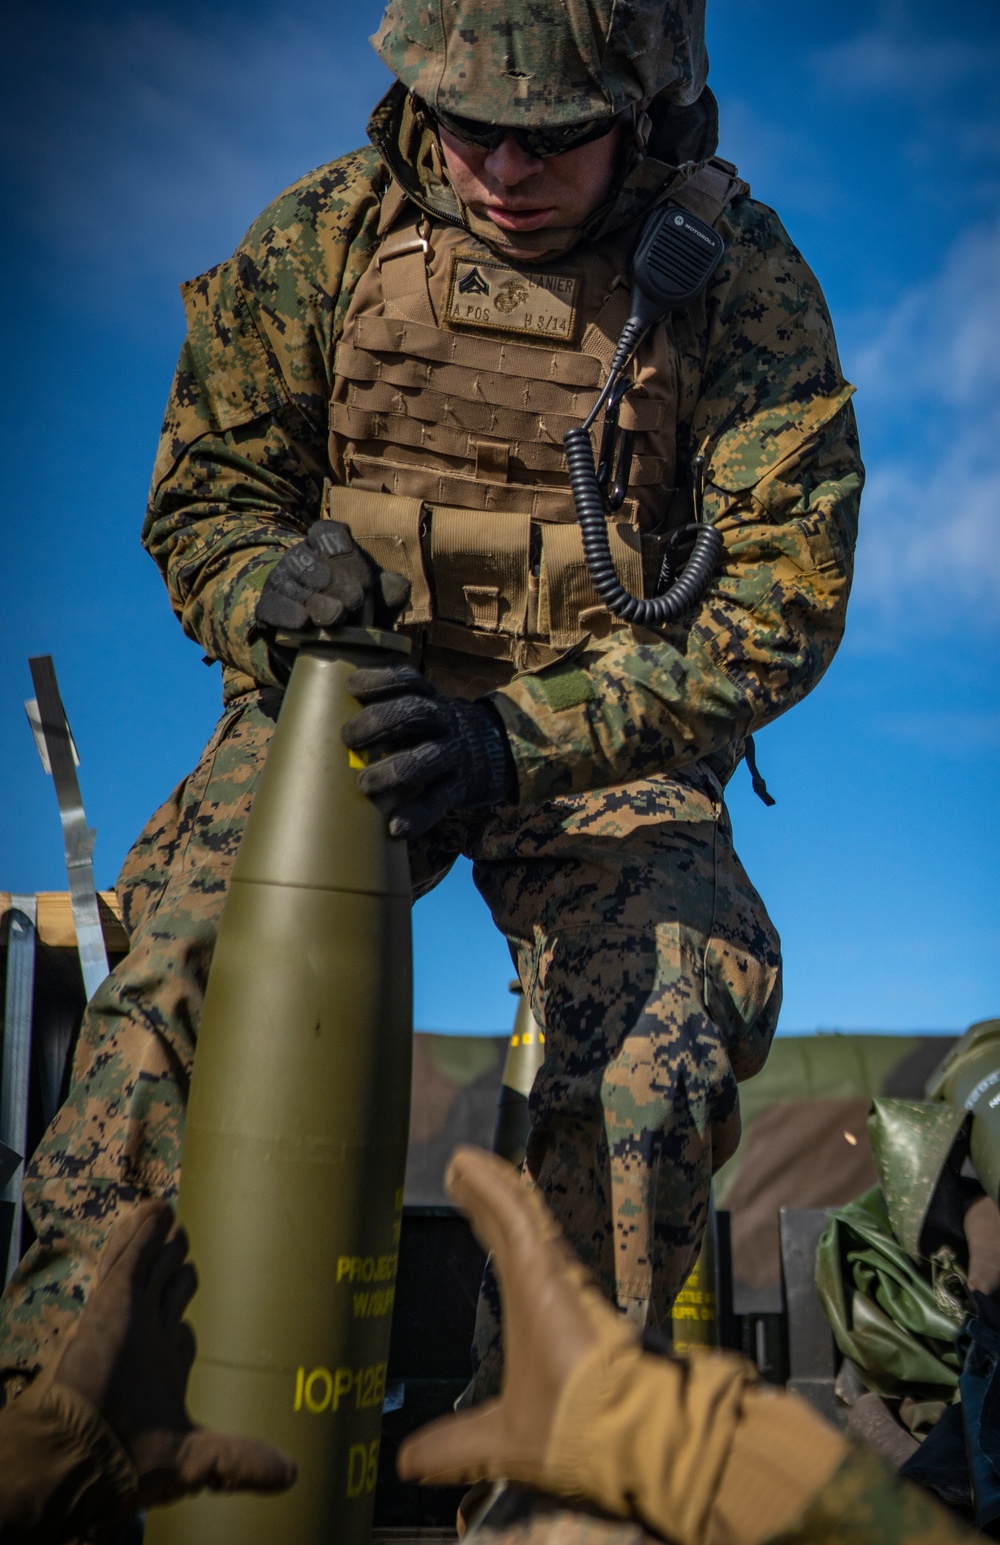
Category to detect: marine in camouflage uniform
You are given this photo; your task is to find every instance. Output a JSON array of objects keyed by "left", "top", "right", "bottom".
[{"left": 0, "top": 0, "right": 862, "bottom": 1399}]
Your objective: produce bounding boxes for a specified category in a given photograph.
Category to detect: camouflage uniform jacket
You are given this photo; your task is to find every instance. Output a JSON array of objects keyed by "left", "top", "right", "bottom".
[{"left": 144, "top": 98, "right": 863, "bottom": 805}]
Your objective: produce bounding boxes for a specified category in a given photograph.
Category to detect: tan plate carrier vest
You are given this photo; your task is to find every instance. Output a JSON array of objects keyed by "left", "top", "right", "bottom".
[{"left": 327, "top": 160, "right": 741, "bottom": 696}]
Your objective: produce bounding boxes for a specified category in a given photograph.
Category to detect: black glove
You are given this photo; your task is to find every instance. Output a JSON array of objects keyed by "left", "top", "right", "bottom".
[
  {"left": 256, "top": 520, "right": 410, "bottom": 632},
  {"left": 341, "top": 666, "right": 517, "bottom": 840}
]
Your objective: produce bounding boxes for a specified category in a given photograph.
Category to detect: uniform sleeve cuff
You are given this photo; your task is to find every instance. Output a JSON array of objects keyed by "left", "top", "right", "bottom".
[
  {"left": 543, "top": 1342, "right": 847, "bottom": 1545},
  {"left": 488, "top": 684, "right": 608, "bottom": 805},
  {"left": 711, "top": 1384, "right": 847, "bottom": 1544}
]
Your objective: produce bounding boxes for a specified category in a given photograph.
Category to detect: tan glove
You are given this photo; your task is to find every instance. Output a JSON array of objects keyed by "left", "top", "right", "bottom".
[
  {"left": 7, "top": 1201, "right": 295, "bottom": 1538},
  {"left": 398, "top": 1146, "right": 847, "bottom": 1545}
]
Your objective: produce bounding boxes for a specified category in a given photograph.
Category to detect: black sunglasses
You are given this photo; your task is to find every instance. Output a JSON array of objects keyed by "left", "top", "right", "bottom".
[{"left": 428, "top": 102, "right": 622, "bottom": 160}]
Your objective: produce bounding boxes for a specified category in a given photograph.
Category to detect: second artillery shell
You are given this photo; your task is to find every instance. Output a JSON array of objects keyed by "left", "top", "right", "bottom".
[
  {"left": 492, "top": 980, "right": 545, "bottom": 1168},
  {"left": 670, "top": 1197, "right": 719, "bottom": 1353}
]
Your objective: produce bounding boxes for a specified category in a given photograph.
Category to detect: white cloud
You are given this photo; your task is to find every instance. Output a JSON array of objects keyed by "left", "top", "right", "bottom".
[
  {"left": 811, "top": 27, "right": 1000, "bottom": 100},
  {"left": 853, "top": 448, "right": 1000, "bottom": 623},
  {"left": 843, "top": 212, "right": 1000, "bottom": 630},
  {"left": 850, "top": 214, "right": 1000, "bottom": 409},
  {"left": 877, "top": 709, "right": 1000, "bottom": 757}
]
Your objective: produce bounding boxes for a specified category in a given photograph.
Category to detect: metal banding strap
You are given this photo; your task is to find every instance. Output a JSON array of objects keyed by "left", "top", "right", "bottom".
[
  {"left": 27, "top": 656, "right": 110, "bottom": 1002},
  {"left": 1, "top": 895, "right": 37, "bottom": 1283}
]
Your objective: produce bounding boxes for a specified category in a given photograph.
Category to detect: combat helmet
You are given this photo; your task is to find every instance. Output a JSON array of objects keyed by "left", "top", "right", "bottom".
[{"left": 371, "top": 0, "right": 708, "bottom": 127}]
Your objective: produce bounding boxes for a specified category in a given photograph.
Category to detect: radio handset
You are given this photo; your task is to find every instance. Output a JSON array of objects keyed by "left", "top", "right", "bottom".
[{"left": 564, "top": 203, "right": 726, "bottom": 627}]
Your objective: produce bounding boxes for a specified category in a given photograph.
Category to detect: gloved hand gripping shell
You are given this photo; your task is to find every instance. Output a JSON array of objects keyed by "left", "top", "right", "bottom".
[
  {"left": 256, "top": 520, "right": 410, "bottom": 632},
  {"left": 341, "top": 666, "right": 517, "bottom": 841}
]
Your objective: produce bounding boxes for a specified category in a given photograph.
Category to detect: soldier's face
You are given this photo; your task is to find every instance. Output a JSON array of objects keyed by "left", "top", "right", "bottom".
[{"left": 438, "top": 121, "right": 624, "bottom": 255}]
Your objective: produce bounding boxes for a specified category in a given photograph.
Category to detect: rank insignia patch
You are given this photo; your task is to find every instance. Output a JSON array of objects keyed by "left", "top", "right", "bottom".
[{"left": 446, "top": 253, "right": 582, "bottom": 342}]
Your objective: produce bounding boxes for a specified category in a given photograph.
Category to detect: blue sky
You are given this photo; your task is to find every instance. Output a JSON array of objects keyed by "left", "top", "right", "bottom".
[{"left": 2, "top": 0, "right": 998, "bottom": 1035}]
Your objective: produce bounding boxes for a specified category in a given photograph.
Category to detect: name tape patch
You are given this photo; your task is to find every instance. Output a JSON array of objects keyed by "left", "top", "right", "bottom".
[{"left": 446, "top": 254, "right": 581, "bottom": 342}]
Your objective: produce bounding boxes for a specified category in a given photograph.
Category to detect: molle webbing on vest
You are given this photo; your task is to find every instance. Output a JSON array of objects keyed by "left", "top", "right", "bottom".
[
  {"left": 321, "top": 479, "right": 643, "bottom": 664},
  {"left": 327, "top": 159, "right": 740, "bottom": 676}
]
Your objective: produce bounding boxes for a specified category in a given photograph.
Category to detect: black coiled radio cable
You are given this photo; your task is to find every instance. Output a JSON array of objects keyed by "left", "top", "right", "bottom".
[
  {"left": 564, "top": 427, "right": 723, "bottom": 627},
  {"left": 563, "top": 200, "right": 727, "bottom": 627}
]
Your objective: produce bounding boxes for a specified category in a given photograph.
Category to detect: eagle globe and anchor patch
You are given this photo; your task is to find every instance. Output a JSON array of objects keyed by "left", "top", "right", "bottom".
[{"left": 446, "top": 252, "right": 582, "bottom": 342}]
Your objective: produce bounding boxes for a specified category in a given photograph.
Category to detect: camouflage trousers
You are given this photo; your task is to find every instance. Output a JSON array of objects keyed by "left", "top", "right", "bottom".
[{"left": 0, "top": 689, "right": 780, "bottom": 1392}]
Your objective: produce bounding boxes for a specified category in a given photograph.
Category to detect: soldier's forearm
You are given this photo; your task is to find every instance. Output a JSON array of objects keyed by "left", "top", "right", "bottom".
[
  {"left": 492, "top": 409, "right": 862, "bottom": 804},
  {"left": 140, "top": 150, "right": 385, "bottom": 691},
  {"left": 545, "top": 1342, "right": 972, "bottom": 1545},
  {"left": 143, "top": 410, "right": 327, "bottom": 686},
  {"left": 544, "top": 1341, "right": 847, "bottom": 1545},
  {"left": 761, "top": 1447, "right": 979, "bottom": 1545}
]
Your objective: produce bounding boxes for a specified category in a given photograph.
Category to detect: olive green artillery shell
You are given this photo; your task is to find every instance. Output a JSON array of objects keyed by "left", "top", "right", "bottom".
[
  {"left": 503, "top": 989, "right": 546, "bottom": 1103},
  {"left": 145, "top": 630, "right": 413, "bottom": 1545},
  {"left": 0, "top": 712, "right": 779, "bottom": 1405}
]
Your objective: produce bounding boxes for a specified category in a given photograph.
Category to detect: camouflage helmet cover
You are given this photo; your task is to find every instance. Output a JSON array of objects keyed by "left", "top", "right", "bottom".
[{"left": 370, "top": 0, "right": 708, "bottom": 126}]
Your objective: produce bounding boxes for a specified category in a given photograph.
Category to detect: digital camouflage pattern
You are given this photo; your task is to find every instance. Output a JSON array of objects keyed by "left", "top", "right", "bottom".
[
  {"left": 0, "top": 698, "right": 779, "bottom": 1391},
  {"left": 144, "top": 92, "right": 861, "bottom": 744},
  {"left": 371, "top": 0, "right": 709, "bottom": 124},
  {"left": 491, "top": 186, "right": 859, "bottom": 801},
  {"left": 780, "top": 1447, "right": 979, "bottom": 1544},
  {"left": 0, "top": 75, "right": 861, "bottom": 1387},
  {"left": 142, "top": 144, "right": 389, "bottom": 701},
  {"left": 464, "top": 762, "right": 780, "bottom": 1400},
  {"left": 0, "top": 694, "right": 279, "bottom": 1386}
]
